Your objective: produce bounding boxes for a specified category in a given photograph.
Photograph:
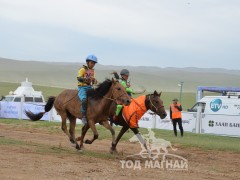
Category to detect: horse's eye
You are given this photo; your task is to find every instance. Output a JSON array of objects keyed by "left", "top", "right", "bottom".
[
  {"left": 117, "top": 87, "right": 121, "bottom": 90},
  {"left": 155, "top": 101, "right": 159, "bottom": 104}
]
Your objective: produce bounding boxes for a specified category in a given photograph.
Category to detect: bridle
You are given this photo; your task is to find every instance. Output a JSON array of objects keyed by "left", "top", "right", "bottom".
[{"left": 148, "top": 94, "right": 164, "bottom": 115}]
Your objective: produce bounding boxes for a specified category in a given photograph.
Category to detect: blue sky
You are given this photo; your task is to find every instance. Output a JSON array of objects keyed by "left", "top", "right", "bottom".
[{"left": 0, "top": 0, "right": 240, "bottom": 69}]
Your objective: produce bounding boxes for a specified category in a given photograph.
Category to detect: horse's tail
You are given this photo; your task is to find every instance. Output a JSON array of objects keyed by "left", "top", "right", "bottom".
[{"left": 25, "top": 96, "right": 55, "bottom": 121}]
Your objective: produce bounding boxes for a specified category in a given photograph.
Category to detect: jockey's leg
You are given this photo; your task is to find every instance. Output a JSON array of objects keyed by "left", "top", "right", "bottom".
[
  {"left": 81, "top": 99, "right": 87, "bottom": 125},
  {"left": 78, "top": 86, "right": 88, "bottom": 125},
  {"left": 116, "top": 104, "right": 123, "bottom": 116},
  {"left": 114, "top": 104, "right": 122, "bottom": 120}
]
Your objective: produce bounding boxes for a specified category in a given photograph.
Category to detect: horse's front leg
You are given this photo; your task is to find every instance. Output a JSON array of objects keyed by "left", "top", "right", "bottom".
[
  {"left": 100, "top": 120, "right": 117, "bottom": 153},
  {"left": 84, "top": 119, "right": 99, "bottom": 144},
  {"left": 132, "top": 128, "right": 151, "bottom": 157},
  {"left": 76, "top": 123, "right": 90, "bottom": 150},
  {"left": 111, "top": 125, "right": 129, "bottom": 154}
]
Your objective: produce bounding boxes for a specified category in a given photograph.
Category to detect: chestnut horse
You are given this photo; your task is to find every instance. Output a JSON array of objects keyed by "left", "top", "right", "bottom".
[
  {"left": 26, "top": 78, "right": 131, "bottom": 150},
  {"left": 108, "top": 91, "right": 167, "bottom": 153}
]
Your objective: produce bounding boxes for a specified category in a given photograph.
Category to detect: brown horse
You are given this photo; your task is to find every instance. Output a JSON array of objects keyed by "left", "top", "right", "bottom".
[
  {"left": 108, "top": 90, "right": 167, "bottom": 153},
  {"left": 25, "top": 78, "right": 131, "bottom": 150}
]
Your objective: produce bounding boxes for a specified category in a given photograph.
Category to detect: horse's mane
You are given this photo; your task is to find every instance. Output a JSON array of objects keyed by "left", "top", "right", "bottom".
[{"left": 87, "top": 79, "right": 113, "bottom": 100}]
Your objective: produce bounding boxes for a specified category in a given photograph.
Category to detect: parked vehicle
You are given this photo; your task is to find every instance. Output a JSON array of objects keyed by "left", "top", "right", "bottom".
[
  {"left": 0, "top": 78, "right": 45, "bottom": 103},
  {"left": 188, "top": 92, "right": 240, "bottom": 115}
]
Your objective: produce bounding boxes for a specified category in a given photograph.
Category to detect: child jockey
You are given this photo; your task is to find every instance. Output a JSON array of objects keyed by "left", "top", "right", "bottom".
[
  {"left": 113, "top": 69, "right": 135, "bottom": 120},
  {"left": 77, "top": 54, "right": 98, "bottom": 124}
]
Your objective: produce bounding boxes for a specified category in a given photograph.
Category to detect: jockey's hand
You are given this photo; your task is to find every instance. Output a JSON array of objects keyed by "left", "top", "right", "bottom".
[
  {"left": 90, "top": 77, "right": 96, "bottom": 84},
  {"left": 85, "top": 77, "right": 92, "bottom": 84}
]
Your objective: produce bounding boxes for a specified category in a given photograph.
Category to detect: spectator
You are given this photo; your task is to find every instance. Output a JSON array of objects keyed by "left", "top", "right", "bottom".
[{"left": 170, "top": 98, "right": 184, "bottom": 137}]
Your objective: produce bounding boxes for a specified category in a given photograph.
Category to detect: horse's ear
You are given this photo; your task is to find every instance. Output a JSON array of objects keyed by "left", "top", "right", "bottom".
[
  {"left": 159, "top": 91, "right": 162, "bottom": 97},
  {"left": 153, "top": 90, "right": 161, "bottom": 97},
  {"left": 153, "top": 90, "right": 158, "bottom": 96}
]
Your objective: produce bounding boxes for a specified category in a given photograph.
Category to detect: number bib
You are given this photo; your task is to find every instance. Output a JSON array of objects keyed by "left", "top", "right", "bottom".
[{"left": 84, "top": 69, "right": 94, "bottom": 78}]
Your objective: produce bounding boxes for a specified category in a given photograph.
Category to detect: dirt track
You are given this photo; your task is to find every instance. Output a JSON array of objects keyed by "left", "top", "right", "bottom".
[{"left": 0, "top": 123, "right": 240, "bottom": 180}]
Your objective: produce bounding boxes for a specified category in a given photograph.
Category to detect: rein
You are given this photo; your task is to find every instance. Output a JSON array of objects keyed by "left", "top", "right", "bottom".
[
  {"left": 131, "top": 97, "right": 146, "bottom": 112},
  {"left": 62, "top": 91, "right": 78, "bottom": 106},
  {"left": 103, "top": 92, "right": 127, "bottom": 104}
]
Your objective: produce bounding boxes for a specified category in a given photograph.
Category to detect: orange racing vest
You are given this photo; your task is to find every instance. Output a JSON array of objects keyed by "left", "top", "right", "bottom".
[
  {"left": 170, "top": 103, "right": 182, "bottom": 119},
  {"left": 122, "top": 95, "right": 147, "bottom": 128}
]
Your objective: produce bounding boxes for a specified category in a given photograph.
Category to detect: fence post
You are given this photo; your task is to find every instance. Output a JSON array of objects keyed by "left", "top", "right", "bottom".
[
  {"left": 195, "top": 103, "right": 203, "bottom": 133},
  {"left": 152, "top": 113, "right": 156, "bottom": 129},
  {"left": 19, "top": 101, "right": 23, "bottom": 120}
]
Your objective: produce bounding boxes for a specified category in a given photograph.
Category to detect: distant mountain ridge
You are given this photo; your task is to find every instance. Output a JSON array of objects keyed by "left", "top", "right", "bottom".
[{"left": 1, "top": 57, "right": 240, "bottom": 92}]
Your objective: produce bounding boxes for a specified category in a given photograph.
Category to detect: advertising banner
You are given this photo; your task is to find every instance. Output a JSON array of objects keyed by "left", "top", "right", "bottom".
[
  {"left": 0, "top": 102, "right": 49, "bottom": 120},
  {"left": 201, "top": 114, "right": 240, "bottom": 137},
  {"left": 0, "top": 102, "right": 21, "bottom": 119},
  {"left": 138, "top": 110, "right": 196, "bottom": 132}
]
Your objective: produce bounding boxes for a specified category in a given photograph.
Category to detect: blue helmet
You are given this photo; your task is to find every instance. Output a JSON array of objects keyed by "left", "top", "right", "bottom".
[{"left": 86, "top": 54, "right": 98, "bottom": 63}]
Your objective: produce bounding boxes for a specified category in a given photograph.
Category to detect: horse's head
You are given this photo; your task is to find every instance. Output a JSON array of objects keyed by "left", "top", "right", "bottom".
[
  {"left": 146, "top": 90, "right": 167, "bottom": 119},
  {"left": 111, "top": 78, "right": 131, "bottom": 106}
]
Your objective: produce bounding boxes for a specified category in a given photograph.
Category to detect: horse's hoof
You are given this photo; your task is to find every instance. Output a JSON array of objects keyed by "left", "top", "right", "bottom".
[
  {"left": 110, "top": 148, "right": 118, "bottom": 154},
  {"left": 70, "top": 138, "right": 75, "bottom": 144},
  {"left": 75, "top": 144, "right": 81, "bottom": 150},
  {"left": 85, "top": 139, "right": 92, "bottom": 144},
  {"left": 77, "top": 145, "right": 84, "bottom": 152}
]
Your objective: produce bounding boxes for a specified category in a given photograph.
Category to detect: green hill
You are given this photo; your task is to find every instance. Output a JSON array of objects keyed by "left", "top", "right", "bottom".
[
  {"left": 1, "top": 57, "right": 240, "bottom": 93},
  {"left": 2, "top": 57, "right": 237, "bottom": 109}
]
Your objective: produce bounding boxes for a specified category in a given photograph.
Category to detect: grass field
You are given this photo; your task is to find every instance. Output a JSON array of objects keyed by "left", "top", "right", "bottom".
[{"left": 1, "top": 119, "right": 240, "bottom": 153}]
